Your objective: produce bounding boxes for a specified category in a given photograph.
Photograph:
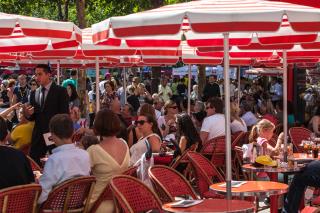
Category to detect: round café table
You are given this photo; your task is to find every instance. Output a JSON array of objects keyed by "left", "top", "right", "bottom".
[
  {"left": 210, "top": 181, "right": 288, "bottom": 197},
  {"left": 284, "top": 153, "right": 318, "bottom": 162},
  {"left": 162, "top": 199, "right": 255, "bottom": 213},
  {"left": 242, "top": 164, "right": 304, "bottom": 213}
]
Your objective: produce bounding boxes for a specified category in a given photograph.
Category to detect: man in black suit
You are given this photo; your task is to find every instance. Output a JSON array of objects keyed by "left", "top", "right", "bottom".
[{"left": 25, "top": 64, "right": 69, "bottom": 164}]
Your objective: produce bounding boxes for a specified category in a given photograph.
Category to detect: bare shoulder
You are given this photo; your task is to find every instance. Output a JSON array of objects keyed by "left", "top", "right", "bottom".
[{"left": 148, "top": 135, "right": 161, "bottom": 144}]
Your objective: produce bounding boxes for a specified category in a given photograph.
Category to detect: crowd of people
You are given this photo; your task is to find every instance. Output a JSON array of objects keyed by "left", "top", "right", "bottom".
[{"left": 1, "top": 64, "right": 320, "bottom": 213}]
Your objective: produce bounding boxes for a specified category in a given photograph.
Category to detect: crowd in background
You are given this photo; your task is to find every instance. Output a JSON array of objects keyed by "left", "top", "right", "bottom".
[{"left": 1, "top": 66, "right": 320, "bottom": 212}]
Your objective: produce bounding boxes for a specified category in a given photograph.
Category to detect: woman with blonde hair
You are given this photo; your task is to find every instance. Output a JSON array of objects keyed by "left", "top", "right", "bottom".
[
  {"left": 248, "top": 119, "right": 282, "bottom": 156},
  {"left": 157, "top": 100, "right": 178, "bottom": 141},
  {"left": 230, "top": 102, "right": 247, "bottom": 133}
]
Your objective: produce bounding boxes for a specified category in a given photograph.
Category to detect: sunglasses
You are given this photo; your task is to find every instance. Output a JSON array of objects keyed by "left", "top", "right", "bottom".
[
  {"left": 206, "top": 106, "right": 212, "bottom": 109},
  {"left": 170, "top": 106, "right": 178, "bottom": 109},
  {"left": 135, "top": 120, "right": 147, "bottom": 126}
]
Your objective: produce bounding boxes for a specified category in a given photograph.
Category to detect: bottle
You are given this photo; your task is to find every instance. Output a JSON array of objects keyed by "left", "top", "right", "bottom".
[{"left": 251, "top": 145, "right": 257, "bottom": 164}]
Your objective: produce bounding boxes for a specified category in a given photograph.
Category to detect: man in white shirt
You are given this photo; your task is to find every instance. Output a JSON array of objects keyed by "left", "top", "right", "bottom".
[
  {"left": 200, "top": 97, "right": 225, "bottom": 143},
  {"left": 38, "top": 114, "right": 90, "bottom": 204},
  {"left": 158, "top": 78, "right": 172, "bottom": 103}
]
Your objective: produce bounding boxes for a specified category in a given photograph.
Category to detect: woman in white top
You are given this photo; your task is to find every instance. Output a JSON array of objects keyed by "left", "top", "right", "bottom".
[
  {"left": 130, "top": 114, "right": 162, "bottom": 165},
  {"left": 230, "top": 102, "right": 247, "bottom": 133},
  {"left": 87, "top": 109, "right": 130, "bottom": 213}
]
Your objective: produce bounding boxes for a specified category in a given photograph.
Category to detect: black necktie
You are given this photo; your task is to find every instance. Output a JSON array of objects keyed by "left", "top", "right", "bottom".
[{"left": 41, "top": 87, "right": 46, "bottom": 108}]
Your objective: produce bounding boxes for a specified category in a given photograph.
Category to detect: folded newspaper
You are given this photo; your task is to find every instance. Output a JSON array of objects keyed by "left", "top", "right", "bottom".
[
  {"left": 218, "top": 181, "right": 247, "bottom": 188},
  {"left": 168, "top": 200, "right": 203, "bottom": 208}
]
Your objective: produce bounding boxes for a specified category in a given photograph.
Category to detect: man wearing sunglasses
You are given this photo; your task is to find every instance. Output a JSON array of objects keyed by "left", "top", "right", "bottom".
[{"left": 200, "top": 97, "right": 225, "bottom": 143}]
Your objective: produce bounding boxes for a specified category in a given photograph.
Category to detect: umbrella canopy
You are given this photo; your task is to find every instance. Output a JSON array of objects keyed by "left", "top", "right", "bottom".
[
  {"left": 0, "top": 12, "right": 81, "bottom": 53},
  {"left": 92, "top": 0, "right": 320, "bottom": 48}
]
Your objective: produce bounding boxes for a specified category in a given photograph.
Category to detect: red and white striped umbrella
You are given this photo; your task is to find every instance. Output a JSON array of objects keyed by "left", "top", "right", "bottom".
[
  {"left": 0, "top": 12, "right": 81, "bottom": 52},
  {"left": 92, "top": 0, "right": 320, "bottom": 48}
]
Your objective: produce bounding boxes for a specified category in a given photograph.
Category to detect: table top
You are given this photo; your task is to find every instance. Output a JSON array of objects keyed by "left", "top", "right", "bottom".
[
  {"left": 210, "top": 181, "right": 288, "bottom": 197},
  {"left": 242, "top": 163, "right": 304, "bottom": 173},
  {"left": 288, "top": 153, "right": 318, "bottom": 162},
  {"left": 162, "top": 199, "right": 255, "bottom": 213}
]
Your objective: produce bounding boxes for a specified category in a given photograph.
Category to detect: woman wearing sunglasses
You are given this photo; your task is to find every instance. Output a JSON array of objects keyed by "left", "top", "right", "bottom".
[
  {"left": 127, "top": 103, "right": 157, "bottom": 148},
  {"left": 157, "top": 100, "right": 178, "bottom": 141},
  {"left": 130, "top": 113, "right": 162, "bottom": 165}
]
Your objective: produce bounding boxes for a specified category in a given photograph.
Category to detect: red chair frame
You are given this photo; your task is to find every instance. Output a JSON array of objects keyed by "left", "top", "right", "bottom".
[
  {"left": 110, "top": 175, "right": 163, "bottom": 213},
  {"left": 89, "top": 166, "right": 138, "bottom": 213},
  {"left": 26, "top": 155, "right": 42, "bottom": 172},
  {"left": 39, "top": 176, "right": 95, "bottom": 213},
  {"left": 0, "top": 184, "right": 41, "bottom": 213},
  {"left": 187, "top": 152, "right": 224, "bottom": 199},
  {"left": 148, "top": 165, "right": 198, "bottom": 203},
  {"left": 289, "top": 127, "right": 312, "bottom": 152}
]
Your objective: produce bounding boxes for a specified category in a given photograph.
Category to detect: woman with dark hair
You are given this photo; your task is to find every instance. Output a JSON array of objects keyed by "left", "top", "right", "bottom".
[
  {"left": 0, "top": 116, "right": 34, "bottom": 189},
  {"left": 101, "top": 80, "right": 118, "bottom": 109},
  {"left": 87, "top": 109, "right": 130, "bottom": 213},
  {"left": 176, "top": 113, "right": 201, "bottom": 154},
  {"left": 130, "top": 113, "right": 162, "bottom": 165},
  {"left": 128, "top": 103, "right": 158, "bottom": 147},
  {"left": 66, "top": 83, "right": 80, "bottom": 108},
  {"left": 308, "top": 106, "right": 320, "bottom": 136}
]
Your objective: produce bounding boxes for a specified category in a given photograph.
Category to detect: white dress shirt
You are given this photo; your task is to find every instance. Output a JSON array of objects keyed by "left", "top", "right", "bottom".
[
  {"left": 39, "top": 81, "right": 53, "bottom": 105},
  {"left": 38, "top": 144, "right": 91, "bottom": 204}
]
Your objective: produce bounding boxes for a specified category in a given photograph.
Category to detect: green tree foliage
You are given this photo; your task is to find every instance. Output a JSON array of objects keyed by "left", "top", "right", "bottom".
[{"left": 0, "top": 0, "right": 190, "bottom": 27}]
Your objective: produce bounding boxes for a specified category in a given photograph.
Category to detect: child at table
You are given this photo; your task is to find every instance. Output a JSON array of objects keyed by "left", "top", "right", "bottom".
[{"left": 248, "top": 119, "right": 283, "bottom": 180}]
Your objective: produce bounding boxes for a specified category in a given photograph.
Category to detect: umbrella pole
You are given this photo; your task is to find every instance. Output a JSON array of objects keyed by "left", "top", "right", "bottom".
[
  {"left": 283, "top": 50, "right": 288, "bottom": 162},
  {"left": 57, "top": 60, "right": 60, "bottom": 85},
  {"left": 187, "top": 64, "right": 192, "bottom": 115},
  {"left": 238, "top": 65, "right": 241, "bottom": 106},
  {"left": 123, "top": 67, "right": 127, "bottom": 104},
  {"left": 223, "top": 33, "right": 232, "bottom": 200},
  {"left": 95, "top": 57, "right": 100, "bottom": 112}
]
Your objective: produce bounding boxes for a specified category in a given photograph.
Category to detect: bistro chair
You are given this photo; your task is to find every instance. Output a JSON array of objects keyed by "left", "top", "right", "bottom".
[
  {"left": 110, "top": 175, "right": 163, "bottom": 213},
  {"left": 170, "top": 144, "right": 197, "bottom": 176},
  {"left": 187, "top": 152, "right": 225, "bottom": 199},
  {"left": 26, "top": 155, "right": 42, "bottom": 172},
  {"left": 0, "top": 184, "right": 41, "bottom": 213},
  {"left": 302, "top": 206, "right": 320, "bottom": 213},
  {"left": 148, "top": 165, "right": 198, "bottom": 203},
  {"left": 289, "top": 127, "right": 312, "bottom": 152},
  {"left": 39, "top": 176, "right": 95, "bottom": 213},
  {"left": 200, "top": 136, "right": 226, "bottom": 177},
  {"left": 231, "top": 131, "right": 245, "bottom": 149},
  {"left": 233, "top": 146, "right": 249, "bottom": 180},
  {"left": 89, "top": 166, "right": 138, "bottom": 213}
]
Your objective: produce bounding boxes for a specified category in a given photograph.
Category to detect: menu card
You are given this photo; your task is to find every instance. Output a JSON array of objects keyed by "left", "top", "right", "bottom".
[
  {"left": 168, "top": 200, "right": 203, "bottom": 208},
  {"left": 218, "top": 181, "right": 247, "bottom": 188}
]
